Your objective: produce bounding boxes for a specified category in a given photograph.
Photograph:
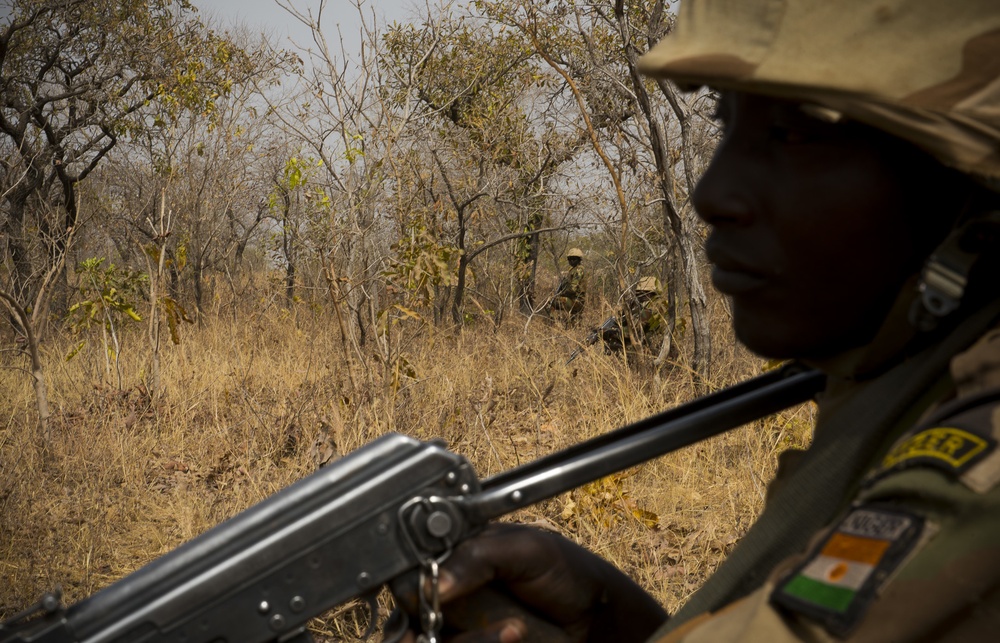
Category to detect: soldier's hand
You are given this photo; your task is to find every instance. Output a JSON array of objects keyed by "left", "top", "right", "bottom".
[{"left": 389, "top": 523, "right": 667, "bottom": 643}]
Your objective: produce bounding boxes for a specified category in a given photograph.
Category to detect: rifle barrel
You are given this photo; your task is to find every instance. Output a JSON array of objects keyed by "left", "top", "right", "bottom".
[{"left": 460, "top": 364, "right": 824, "bottom": 523}]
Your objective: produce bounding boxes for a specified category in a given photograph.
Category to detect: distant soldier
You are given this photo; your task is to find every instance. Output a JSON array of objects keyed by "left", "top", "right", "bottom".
[
  {"left": 603, "top": 276, "right": 665, "bottom": 354},
  {"left": 547, "top": 248, "right": 586, "bottom": 326}
]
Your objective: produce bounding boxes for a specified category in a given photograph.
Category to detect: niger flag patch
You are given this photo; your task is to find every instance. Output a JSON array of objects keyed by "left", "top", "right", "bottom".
[{"left": 771, "top": 507, "right": 926, "bottom": 636}]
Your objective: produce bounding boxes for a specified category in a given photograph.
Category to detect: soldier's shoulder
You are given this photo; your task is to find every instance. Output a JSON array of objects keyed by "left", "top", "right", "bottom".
[
  {"left": 867, "top": 326, "right": 1000, "bottom": 493},
  {"left": 765, "top": 326, "right": 1000, "bottom": 640}
]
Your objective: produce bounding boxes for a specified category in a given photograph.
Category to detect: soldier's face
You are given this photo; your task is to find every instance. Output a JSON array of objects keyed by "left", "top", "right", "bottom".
[{"left": 694, "top": 92, "right": 957, "bottom": 360}]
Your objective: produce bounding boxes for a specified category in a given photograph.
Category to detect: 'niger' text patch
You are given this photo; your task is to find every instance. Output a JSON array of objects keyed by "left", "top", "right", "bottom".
[{"left": 881, "top": 426, "right": 991, "bottom": 472}]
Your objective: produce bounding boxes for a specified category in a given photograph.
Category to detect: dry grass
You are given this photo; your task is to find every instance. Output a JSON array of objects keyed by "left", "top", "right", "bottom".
[{"left": 0, "top": 297, "right": 813, "bottom": 640}]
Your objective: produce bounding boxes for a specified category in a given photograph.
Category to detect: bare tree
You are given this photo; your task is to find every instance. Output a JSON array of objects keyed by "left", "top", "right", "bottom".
[
  {"left": 262, "top": 0, "right": 409, "bottom": 357},
  {"left": 0, "top": 0, "right": 254, "bottom": 318},
  {"left": 470, "top": 0, "right": 719, "bottom": 380},
  {"left": 0, "top": 222, "right": 75, "bottom": 442},
  {"left": 382, "top": 5, "right": 596, "bottom": 316}
]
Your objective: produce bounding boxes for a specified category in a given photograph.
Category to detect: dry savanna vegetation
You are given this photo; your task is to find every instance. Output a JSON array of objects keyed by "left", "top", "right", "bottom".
[
  {"left": 0, "top": 294, "right": 814, "bottom": 640},
  {"left": 0, "top": 0, "right": 813, "bottom": 640}
]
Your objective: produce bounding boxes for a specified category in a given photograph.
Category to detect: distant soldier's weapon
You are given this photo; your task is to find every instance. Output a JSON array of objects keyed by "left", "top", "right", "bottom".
[
  {"left": 1, "top": 364, "right": 825, "bottom": 643},
  {"left": 541, "top": 279, "right": 568, "bottom": 312},
  {"left": 554, "top": 274, "right": 570, "bottom": 297},
  {"left": 566, "top": 315, "right": 619, "bottom": 365}
]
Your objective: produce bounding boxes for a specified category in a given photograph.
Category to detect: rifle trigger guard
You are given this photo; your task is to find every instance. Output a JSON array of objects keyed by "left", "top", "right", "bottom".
[
  {"left": 358, "top": 589, "right": 381, "bottom": 640},
  {"left": 381, "top": 608, "right": 412, "bottom": 643}
]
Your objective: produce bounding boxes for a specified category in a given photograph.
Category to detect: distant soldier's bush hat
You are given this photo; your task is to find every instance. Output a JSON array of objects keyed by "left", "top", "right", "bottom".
[
  {"left": 637, "top": 276, "right": 661, "bottom": 293},
  {"left": 567, "top": 248, "right": 584, "bottom": 259},
  {"left": 637, "top": 0, "right": 1000, "bottom": 185}
]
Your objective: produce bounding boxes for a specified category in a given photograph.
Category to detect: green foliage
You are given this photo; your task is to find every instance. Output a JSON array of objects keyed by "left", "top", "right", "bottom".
[
  {"left": 381, "top": 12, "right": 549, "bottom": 169},
  {"left": 2, "top": 0, "right": 257, "bottom": 156},
  {"left": 284, "top": 157, "right": 308, "bottom": 191},
  {"left": 383, "top": 220, "right": 460, "bottom": 309},
  {"left": 344, "top": 134, "right": 366, "bottom": 165},
  {"left": 143, "top": 242, "right": 187, "bottom": 274},
  {"left": 268, "top": 156, "right": 329, "bottom": 211},
  {"left": 66, "top": 258, "right": 148, "bottom": 359},
  {"left": 263, "top": 155, "right": 335, "bottom": 282},
  {"left": 162, "top": 297, "right": 194, "bottom": 345}
]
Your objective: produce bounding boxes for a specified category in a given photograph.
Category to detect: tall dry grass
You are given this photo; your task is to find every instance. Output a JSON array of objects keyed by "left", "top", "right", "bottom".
[{"left": 0, "top": 296, "right": 813, "bottom": 640}]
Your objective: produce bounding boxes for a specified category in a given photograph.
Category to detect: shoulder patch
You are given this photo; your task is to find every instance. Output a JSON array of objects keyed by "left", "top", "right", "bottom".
[
  {"left": 771, "top": 506, "right": 929, "bottom": 637},
  {"left": 871, "top": 389, "right": 1000, "bottom": 487},
  {"left": 880, "top": 426, "right": 993, "bottom": 473}
]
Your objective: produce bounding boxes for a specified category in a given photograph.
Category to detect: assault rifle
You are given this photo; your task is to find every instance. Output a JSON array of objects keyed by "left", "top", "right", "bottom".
[
  {"left": 537, "top": 279, "right": 569, "bottom": 317},
  {"left": 0, "top": 364, "right": 825, "bottom": 643},
  {"left": 566, "top": 315, "right": 619, "bottom": 365}
]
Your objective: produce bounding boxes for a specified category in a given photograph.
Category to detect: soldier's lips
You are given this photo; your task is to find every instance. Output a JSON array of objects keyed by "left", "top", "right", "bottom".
[
  {"left": 710, "top": 264, "right": 770, "bottom": 295},
  {"left": 705, "top": 236, "right": 777, "bottom": 295}
]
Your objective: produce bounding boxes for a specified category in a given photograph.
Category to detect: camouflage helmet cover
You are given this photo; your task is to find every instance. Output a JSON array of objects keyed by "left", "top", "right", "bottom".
[
  {"left": 637, "top": 0, "right": 1000, "bottom": 183},
  {"left": 637, "top": 276, "right": 661, "bottom": 293},
  {"left": 567, "top": 248, "right": 584, "bottom": 259}
]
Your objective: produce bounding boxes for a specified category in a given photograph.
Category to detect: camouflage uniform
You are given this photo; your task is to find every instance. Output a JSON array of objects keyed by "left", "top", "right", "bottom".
[
  {"left": 549, "top": 249, "right": 587, "bottom": 325},
  {"left": 636, "top": 0, "right": 1000, "bottom": 640},
  {"left": 604, "top": 277, "right": 666, "bottom": 354},
  {"left": 651, "top": 306, "right": 1000, "bottom": 642}
]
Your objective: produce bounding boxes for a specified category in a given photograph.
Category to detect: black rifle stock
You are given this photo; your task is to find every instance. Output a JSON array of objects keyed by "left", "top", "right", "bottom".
[
  {"left": 1, "top": 364, "right": 825, "bottom": 643},
  {"left": 566, "top": 315, "right": 619, "bottom": 365}
]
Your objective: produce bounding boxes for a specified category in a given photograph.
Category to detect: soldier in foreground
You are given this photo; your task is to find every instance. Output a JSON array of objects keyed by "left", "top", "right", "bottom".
[
  {"left": 395, "top": 0, "right": 1000, "bottom": 641},
  {"left": 547, "top": 248, "right": 587, "bottom": 327}
]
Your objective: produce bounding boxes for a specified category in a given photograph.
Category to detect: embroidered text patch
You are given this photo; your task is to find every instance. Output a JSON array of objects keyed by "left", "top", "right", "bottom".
[{"left": 881, "top": 426, "right": 992, "bottom": 473}]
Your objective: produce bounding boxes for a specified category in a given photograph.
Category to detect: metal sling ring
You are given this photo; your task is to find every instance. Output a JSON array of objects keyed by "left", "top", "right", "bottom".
[{"left": 417, "top": 559, "right": 443, "bottom": 643}]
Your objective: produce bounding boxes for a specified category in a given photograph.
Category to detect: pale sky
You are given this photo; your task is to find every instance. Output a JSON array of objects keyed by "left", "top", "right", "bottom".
[{"left": 194, "top": 0, "right": 422, "bottom": 57}]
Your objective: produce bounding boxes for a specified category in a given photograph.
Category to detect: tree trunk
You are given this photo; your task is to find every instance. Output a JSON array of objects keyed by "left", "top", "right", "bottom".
[
  {"left": 611, "top": 1, "right": 712, "bottom": 382},
  {"left": 2, "top": 189, "right": 36, "bottom": 307},
  {"left": 281, "top": 187, "right": 296, "bottom": 303},
  {"left": 452, "top": 254, "right": 469, "bottom": 325},
  {"left": 193, "top": 258, "right": 205, "bottom": 319},
  {"left": 0, "top": 293, "right": 51, "bottom": 441},
  {"left": 516, "top": 212, "right": 543, "bottom": 314},
  {"left": 147, "top": 191, "right": 169, "bottom": 398},
  {"left": 285, "top": 262, "right": 296, "bottom": 303},
  {"left": 678, "top": 219, "right": 711, "bottom": 384}
]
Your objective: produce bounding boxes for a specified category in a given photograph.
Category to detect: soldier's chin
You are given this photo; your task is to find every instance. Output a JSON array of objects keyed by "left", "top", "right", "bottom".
[
  {"left": 731, "top": 311, "right": 823, "bottom": 361},
  {"left": 735, "top": 328, "right": 796, "bottom": 360},
  {"left": 733, "top": 312, "right": 880, "bottom": 364}
]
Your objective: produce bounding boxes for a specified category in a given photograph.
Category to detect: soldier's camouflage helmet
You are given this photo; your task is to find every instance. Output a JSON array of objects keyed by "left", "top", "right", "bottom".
[
  {"left": 567, "top": 248, "right": 584, "bottom": 259},
  {"left": 637, "top": 0, "right": 1000, "bottom": 185},
  {"left": 637, "top": 276, "right": 661, "bottom": 293}
]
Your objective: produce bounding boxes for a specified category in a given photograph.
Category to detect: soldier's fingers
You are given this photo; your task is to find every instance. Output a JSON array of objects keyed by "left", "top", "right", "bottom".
[
  {"left": 438, "top": 524, "right": 609, "bottom": 630},
  {"left": 446, "top": 618, "right": 526, "bottom": 643},
  {"left": 437, "top": 525, "right": 560, "bottom": 603}
]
